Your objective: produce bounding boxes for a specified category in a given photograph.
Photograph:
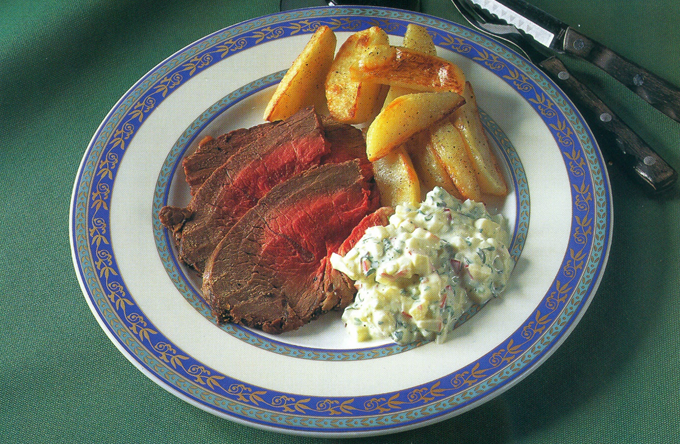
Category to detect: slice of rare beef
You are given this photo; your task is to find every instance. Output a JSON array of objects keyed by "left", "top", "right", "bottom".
[
  {"left": 202, "top": 160, "right": 383, "bottom": 334},
  {"left": 182, "top": 121, "right": 274, "bottom": 195},
  {"left": 178, "top": 115, "right": 367, "bottom": 195},
  {"left": 159, "top": 106, "right": 330, "bottom": 273}
]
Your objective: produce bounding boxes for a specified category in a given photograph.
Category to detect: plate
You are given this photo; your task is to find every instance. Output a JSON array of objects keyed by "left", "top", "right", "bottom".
[{"left": 69, "top": 6, "right": 612, "bottom": 437}]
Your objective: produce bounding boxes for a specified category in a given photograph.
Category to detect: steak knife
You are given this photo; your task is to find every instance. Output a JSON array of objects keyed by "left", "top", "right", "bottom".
[
  {"left": 469, "top": 0, "right": 680, "bottom": 123},
  {"left": 454, "top": 0, "right": 677, "bottom": 193}
]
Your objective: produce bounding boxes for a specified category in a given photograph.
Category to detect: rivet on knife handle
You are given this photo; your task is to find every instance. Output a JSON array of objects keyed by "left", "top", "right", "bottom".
[
  {"left": 563, "top": 28, "right": 680, "bottom": 123},
  {"left": 540, "top": 56, "right": 678, "bottom": 194}
]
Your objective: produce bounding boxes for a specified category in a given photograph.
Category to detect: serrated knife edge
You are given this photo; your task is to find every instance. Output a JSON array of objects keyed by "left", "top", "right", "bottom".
[{"left": 470, "top": 0, "right": 555, "bottom": 47}]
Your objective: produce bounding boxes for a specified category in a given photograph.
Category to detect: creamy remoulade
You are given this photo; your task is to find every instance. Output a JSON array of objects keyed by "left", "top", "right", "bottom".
[{"left": 330, "top": 187, "right": 514, "bottom": 345}]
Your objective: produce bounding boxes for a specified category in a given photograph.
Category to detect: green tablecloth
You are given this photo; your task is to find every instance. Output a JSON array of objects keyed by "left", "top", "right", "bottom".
[{"left": 2, "top": 0, "right": 679, "bottom": 442}]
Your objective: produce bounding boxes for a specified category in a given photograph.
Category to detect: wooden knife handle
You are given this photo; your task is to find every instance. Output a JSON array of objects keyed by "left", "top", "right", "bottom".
[
  {"left": 562, "top": 27, "right": 680, "bottom": 123},
  {"left": 539, "top": 56, "right": 677, "bottom": 194}
]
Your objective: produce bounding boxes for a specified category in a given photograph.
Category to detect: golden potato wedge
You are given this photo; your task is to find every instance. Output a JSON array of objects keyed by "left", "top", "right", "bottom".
[
  {"left": 325, "top": 27, "right": 389, "bottom": 124},
  {"left": 403, "top": 24, "right": 437, "bottom": 55},
  {"left": 382, "top": 24, "right": 437, "bottom": 107},
  {"left": 452, "top": 81, "right": 508, "bottom": 196},
  {"left": 406, "top": 132, "right": 464, "bottom": 201},
  {"left": 351, "top": 45, "right": 466, "bottom": 94},
  {"left": 428, "top": 118, "right": 483, "bottom": 202},
  {"left": 264, "top": 26, "right": 337, "bottom": 122},
  {"left": 365, "top": 91, "right": 466, "bottom": 161},
  {"left": 373, "top": 146, "right": 421, "bottom": 207}
]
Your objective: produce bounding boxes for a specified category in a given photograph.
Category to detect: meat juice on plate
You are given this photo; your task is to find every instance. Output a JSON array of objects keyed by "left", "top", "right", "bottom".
[{"left": 330, "top": 187, "right": 514, "bottom": 345}]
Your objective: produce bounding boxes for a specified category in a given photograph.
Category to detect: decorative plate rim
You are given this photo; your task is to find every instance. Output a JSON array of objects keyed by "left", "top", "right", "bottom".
[{"left": 69, "top": 6, "right": 612, "bottom": 437}]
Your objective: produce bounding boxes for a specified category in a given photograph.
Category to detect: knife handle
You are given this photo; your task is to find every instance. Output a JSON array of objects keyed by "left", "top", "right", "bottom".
[
  {"left": 562, "top": 28, "right": 680, "bottom": 123},
  {"left": 539, "top": 56, "right": 677, "bottom": 194}
]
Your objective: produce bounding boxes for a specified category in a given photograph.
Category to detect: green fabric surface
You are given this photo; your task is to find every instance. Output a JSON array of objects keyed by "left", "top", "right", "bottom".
[{"left": 1, "top": 0, "right": 679, "bottom": 442}]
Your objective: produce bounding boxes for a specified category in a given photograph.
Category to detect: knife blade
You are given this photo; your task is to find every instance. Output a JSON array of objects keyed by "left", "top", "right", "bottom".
[
  {"left": 470, "top": 0, "right": 680, "bottom": 123},
  {"left": 452, "top": 0, "right": 677, "bottom": 193}
]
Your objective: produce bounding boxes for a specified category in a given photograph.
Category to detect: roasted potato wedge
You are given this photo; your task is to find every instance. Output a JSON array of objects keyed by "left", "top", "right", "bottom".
[
  {"left": 351, "top": 45, "right": 466, "bottom": 95},
  {"left": 366, "top": 91, "right": 466, "bottom": 161},
  {"left": 382, "top": 24, "right": 437, "bottom": 107},
  {"left": 406, "top": 132, "right": 464, "bottom": 201},
  {"left": 325, "top": 27, "right": 389, "bottom": 124},
  {"left": 428, "top": 118, "right": 483, "bottom": 201},
  {"left": 264, "top": 26, "right": 337, "bottom": 122},
  {"left": 452, "top": 81, "right": 508, "bottom": 196},
  {"left": 402, "top": 24, "right": 437, "bottom": 56},
  {"left": 376, "top": 24, "right": 441, "bottom": 205},
  {"left": 373, "top": 146, "right": 421, "bottom": 207},
  {"left": 391, "top": 27, "right": 463, "bottom": 200}
]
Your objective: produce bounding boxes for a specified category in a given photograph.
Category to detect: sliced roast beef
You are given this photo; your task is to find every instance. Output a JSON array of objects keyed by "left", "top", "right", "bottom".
[
  {"left": 203, "top": 160, "right": 383, "bottom": 334},
  {"left": 318, "top": 115, "right": 367, "bottom": 165},
  {"left": 182, "top": 121, "right": 274, "bottom": 195},
  {"left": 159, "top": 106, "right": 330, "bottom": 273},
  {"left": 177, "top": 115, "right": 367, "bottom": 195}
]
